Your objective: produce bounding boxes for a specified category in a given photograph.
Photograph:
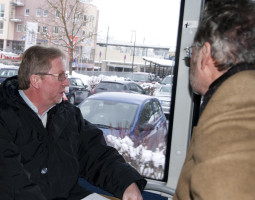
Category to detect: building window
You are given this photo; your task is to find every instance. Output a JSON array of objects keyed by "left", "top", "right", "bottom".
[
  {"left": 25, "top": 8, "right": 29, "bottom": 16},
  {"left": 0, "top": 4, "right": 5, "bottom": 18},
  {"left": 36, "top": 9, "right": 41, "bottom": 17},
  {"left": 83, "top": 15, "right": 87, "bottom": 26},
  {"left": 24, "top": 24, "right": 27, "bottom": 32},
  {"left": 17, "top": 24, "right": 22, "bottom": 32},
  {"left": 0, "top": 22, "right": 3, "bottom": 34},
  {"left": 42, "top": 26, "right": 47, "bottom": 33},
  {"left": 43, "top": 9, "right": 48, "bottom": 17},
  {"left": 55, "top": 10, "right": 60, "bottom": 18},
  {"left": 38, "top": 26, "right": 40, "bottom": 33},
  {"left": 53, "top": 26, "right": 58, "bottom": 34}
]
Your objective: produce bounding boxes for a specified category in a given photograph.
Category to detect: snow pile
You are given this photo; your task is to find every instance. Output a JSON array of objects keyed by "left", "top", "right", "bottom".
[{"left": 107, "top": 135, "right": 165, "bottom": 179}]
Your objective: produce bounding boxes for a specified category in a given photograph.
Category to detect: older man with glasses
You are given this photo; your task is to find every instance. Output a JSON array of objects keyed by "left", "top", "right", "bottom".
[
  {"left": 0, "top": 45, "right": 146, "bottom": 200},
  {"left": 174, "top": 0, "right": 255, "bottom": 200}
]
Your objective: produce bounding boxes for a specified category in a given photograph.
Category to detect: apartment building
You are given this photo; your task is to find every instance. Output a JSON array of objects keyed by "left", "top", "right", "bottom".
[{"left": 0, "top": 0, "right": 98, "bottom": 68}]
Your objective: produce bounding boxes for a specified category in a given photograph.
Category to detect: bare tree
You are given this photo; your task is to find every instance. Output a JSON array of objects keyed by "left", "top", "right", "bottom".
[{"left": 35, "top": 0, "right": 96, "bottom": 75}]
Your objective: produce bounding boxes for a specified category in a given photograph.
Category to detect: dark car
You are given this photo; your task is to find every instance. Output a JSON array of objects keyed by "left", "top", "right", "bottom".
[
  {"left": 0, "top": 67, "right": 19, "bottom": 84},
  {"left": 65, "top": 77, "right": 90, "bottom": 105},
  {"left": 91, "top": 80, "right": 147, "bottom": 95}
]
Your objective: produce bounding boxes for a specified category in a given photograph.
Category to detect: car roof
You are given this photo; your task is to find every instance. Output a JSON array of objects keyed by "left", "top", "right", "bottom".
[
  {"left": 99, "top": 80, "right": 137, "bottom": 84},
  {"left": 0, "top": 67, "right": 19, "bottom": 70},
  {"left": 86, "top": 92, "right": 155, "bottom": 104}
]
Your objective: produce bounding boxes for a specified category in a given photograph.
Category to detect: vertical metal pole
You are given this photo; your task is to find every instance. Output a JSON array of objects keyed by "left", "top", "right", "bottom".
[
  {"left": 131, "top": 31, "right": 136, "bottom": 73},
  {"left": 104, "top": 26, "right": 109, "bottom": 60}
]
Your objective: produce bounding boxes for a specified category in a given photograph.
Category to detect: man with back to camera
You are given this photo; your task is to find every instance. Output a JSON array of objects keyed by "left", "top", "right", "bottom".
[
  {"left": 174, "top": 0, "right": 255, "bottom": 199},
  {"left": 0, "top": 45, "right": 146, "bottom": 200}
]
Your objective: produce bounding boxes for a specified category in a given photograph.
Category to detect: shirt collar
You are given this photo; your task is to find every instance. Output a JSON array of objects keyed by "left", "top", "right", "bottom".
[{"left": 18, "top": 90, "right": 55, "bottom": 120}]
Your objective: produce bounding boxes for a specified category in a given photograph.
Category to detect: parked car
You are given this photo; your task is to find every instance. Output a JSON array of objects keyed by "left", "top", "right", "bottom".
[
  {"left": 154, "top": 84, "right": 172, "bottom": 117},
  {"left": 91, "top": 80, "right": 148, "bottom": 95},
  {"left": 78, "top": 92, "right": 167, "bottom": 151},
  {"left": 127, "top": 72, "right": 156, "bottom": 84},
  {"left": 65, "top": 77, "right": 90, "bottom": 105},
  {"left": 161, "top": 75, "right": 174, "bottom": 85},
  {"left": 0, "top": 67, "right": 19, "bottom": 84}
]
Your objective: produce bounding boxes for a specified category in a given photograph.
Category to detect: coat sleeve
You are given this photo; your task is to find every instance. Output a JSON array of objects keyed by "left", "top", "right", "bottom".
[
  {"left": 0, "top": 114, "right": 47, "bottom": 200},
  {"left": 76, "top": 109, "right": 146, "bottom": 199}
]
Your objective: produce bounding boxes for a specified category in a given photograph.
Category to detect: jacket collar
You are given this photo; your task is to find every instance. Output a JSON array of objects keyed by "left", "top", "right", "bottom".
[{"left": 200, "top": 63, "right": 255, "bottom": 114}]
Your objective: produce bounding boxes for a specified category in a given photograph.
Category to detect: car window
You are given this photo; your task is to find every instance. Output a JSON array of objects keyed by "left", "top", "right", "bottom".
[
  {"left": 0, "top": 69, "right": 18, "bottom": 77},
  {"left": 138, "top": 101, "right": 154, "bottom": 125},
  {"left": 129, "top": 83, "right": 137, "bottom": 92},
  {"left": 80, "top": 99, "right": 138, "bottom": 129},
  {"left": 152, "top": 99, "right": 164, "bottom": 121},
  {"left": 75, "top": 78, "right": 84, "bottom": 87},
  {"left": 135, "top": 84, "right": 144, "bottom": 93},
  {"left": 69, "top": 79, "right": 76, "bottom": 86},
  {"left": 98, "top": 82, "right": 125, "bottom": 91}
]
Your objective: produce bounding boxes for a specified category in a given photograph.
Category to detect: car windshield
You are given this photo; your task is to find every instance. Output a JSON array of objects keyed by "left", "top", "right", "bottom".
[
  {"left": 79, "top": 99, "right": 138, "bottom": 129},
  {"left": 98, "top": 82, "right": 125, "bottom": 91},
  {"left": 161, "top": 76, "right": 173, "bottom": 85},
  {"left": 0, "top": 69, "right": 18, "bottom": 77},
  {"left": 131, "top": 74, "right": 148, "bottom": 82}
]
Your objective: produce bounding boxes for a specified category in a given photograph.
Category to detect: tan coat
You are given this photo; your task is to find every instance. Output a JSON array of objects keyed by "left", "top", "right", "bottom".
[{"left": 173, "top": 71, "right": 255, "bottom": 200}]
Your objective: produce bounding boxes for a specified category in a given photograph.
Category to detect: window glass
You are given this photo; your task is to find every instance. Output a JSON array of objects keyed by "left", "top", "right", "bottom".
[
  {"left": 43, "top": 9, "right": 48, "bottom": 17},
  {"left": 75, "top": 0, "right": 180, "bottom": 181},
  {"left": 152, "top": 99, "right": 164, "bottom": 121},
  {"left": 54, "top": 26, "right": 58, "bottom": 34},
  {"left": 55, "top": 10, "right": 60, "bottom": 17},
  {"left": 17, "top": 24, "right": 22, "bottom": 32},
  {"left": 0, "top": 22, "right": 3, "bottom": 34},
  {"left": 42, "top": 26, "right": 47, "bottom": 33},
  {"left": 75, "top": 78, "right": 84, "bottom": 86},
  {"left": 138, "top": 101, "right": 154, "bottom": 125},
  {"left": 0, "top": 4, "right": 4, "bottom": 18},
  {"left": 25, "top": 8, "right": 29, "bottom": 16},
  {"left": 36, "top": 8, "right": 41, "bottom": 17}
]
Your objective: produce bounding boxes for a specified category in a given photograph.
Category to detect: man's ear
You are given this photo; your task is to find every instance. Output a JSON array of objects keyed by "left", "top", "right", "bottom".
[
  {"left": 201, "top": 42, "right": 213, "bottom": 70},
  {"left": 30, "top": 74, "right": 41, "bottom": 89}
]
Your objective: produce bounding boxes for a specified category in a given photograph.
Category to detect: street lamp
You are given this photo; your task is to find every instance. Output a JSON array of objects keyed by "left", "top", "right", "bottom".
[{"left": 131, "top": 30, "right": 136, "bottom": 73}]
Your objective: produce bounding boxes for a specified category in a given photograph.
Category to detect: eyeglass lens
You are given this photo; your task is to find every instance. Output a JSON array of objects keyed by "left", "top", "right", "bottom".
[{"left": 59, "top": 73, "right": 68, "bottom": 81}]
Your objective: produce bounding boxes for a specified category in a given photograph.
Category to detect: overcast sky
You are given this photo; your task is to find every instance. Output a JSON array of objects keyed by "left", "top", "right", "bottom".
[{"left": 91, "top": 0, "right": 181, "bottom": 47}]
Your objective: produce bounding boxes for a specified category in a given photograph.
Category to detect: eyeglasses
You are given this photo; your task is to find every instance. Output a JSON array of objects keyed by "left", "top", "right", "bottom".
[
  {"left": 36, "top": 72, "right": 68, "bottom": 81},
  {"left": 183, "top": 46, "right": 192, "bottom": 67}
]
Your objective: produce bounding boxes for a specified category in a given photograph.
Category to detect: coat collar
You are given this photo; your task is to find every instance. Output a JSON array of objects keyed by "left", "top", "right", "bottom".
[{"left": 200, "top": 63, "right": 255, "bottom": 114}]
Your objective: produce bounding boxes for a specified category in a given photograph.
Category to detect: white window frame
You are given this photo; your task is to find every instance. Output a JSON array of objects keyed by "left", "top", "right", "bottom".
[
  {"left": 17, "top": 24, "right": 22, "bottom": 32},
  {"left": 25, "top": 8, "right": 29, "bottom": 16},
  {"left": 43, "top": 9, "right": 48, "bottom": 17},
  {"left": 38, "top": 26, "right": 40, "bottom": 33},
  {"left": 42, "top": 26, "right": 47, "bottom": 33},
  {"left": 36, "top": 8, "right": 41, "bottom": 17},
  {"left": 53, "top": 26, "right": 58, "bottom": 34},
  {"left": 23, "top": 24, "right": 27, "bottom": 32}
]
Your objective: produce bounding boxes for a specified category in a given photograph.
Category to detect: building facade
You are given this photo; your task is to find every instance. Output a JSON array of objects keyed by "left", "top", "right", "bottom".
[{"left": 0, "top": 0, "right": 98, "bottom": 69}]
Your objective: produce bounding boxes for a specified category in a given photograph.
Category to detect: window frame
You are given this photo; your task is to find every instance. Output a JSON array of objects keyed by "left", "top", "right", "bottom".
[{"left": 25, "top": 8, "right": 29, "bottom": 16}]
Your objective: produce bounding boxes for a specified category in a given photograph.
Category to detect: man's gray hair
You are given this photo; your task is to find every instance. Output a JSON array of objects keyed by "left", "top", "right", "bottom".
[
  {"left": 18, "top": 45, "right": 65, "bottom": 89},
  {"left": 193, "top": 0, "right": 255, "bottom": 71}
]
